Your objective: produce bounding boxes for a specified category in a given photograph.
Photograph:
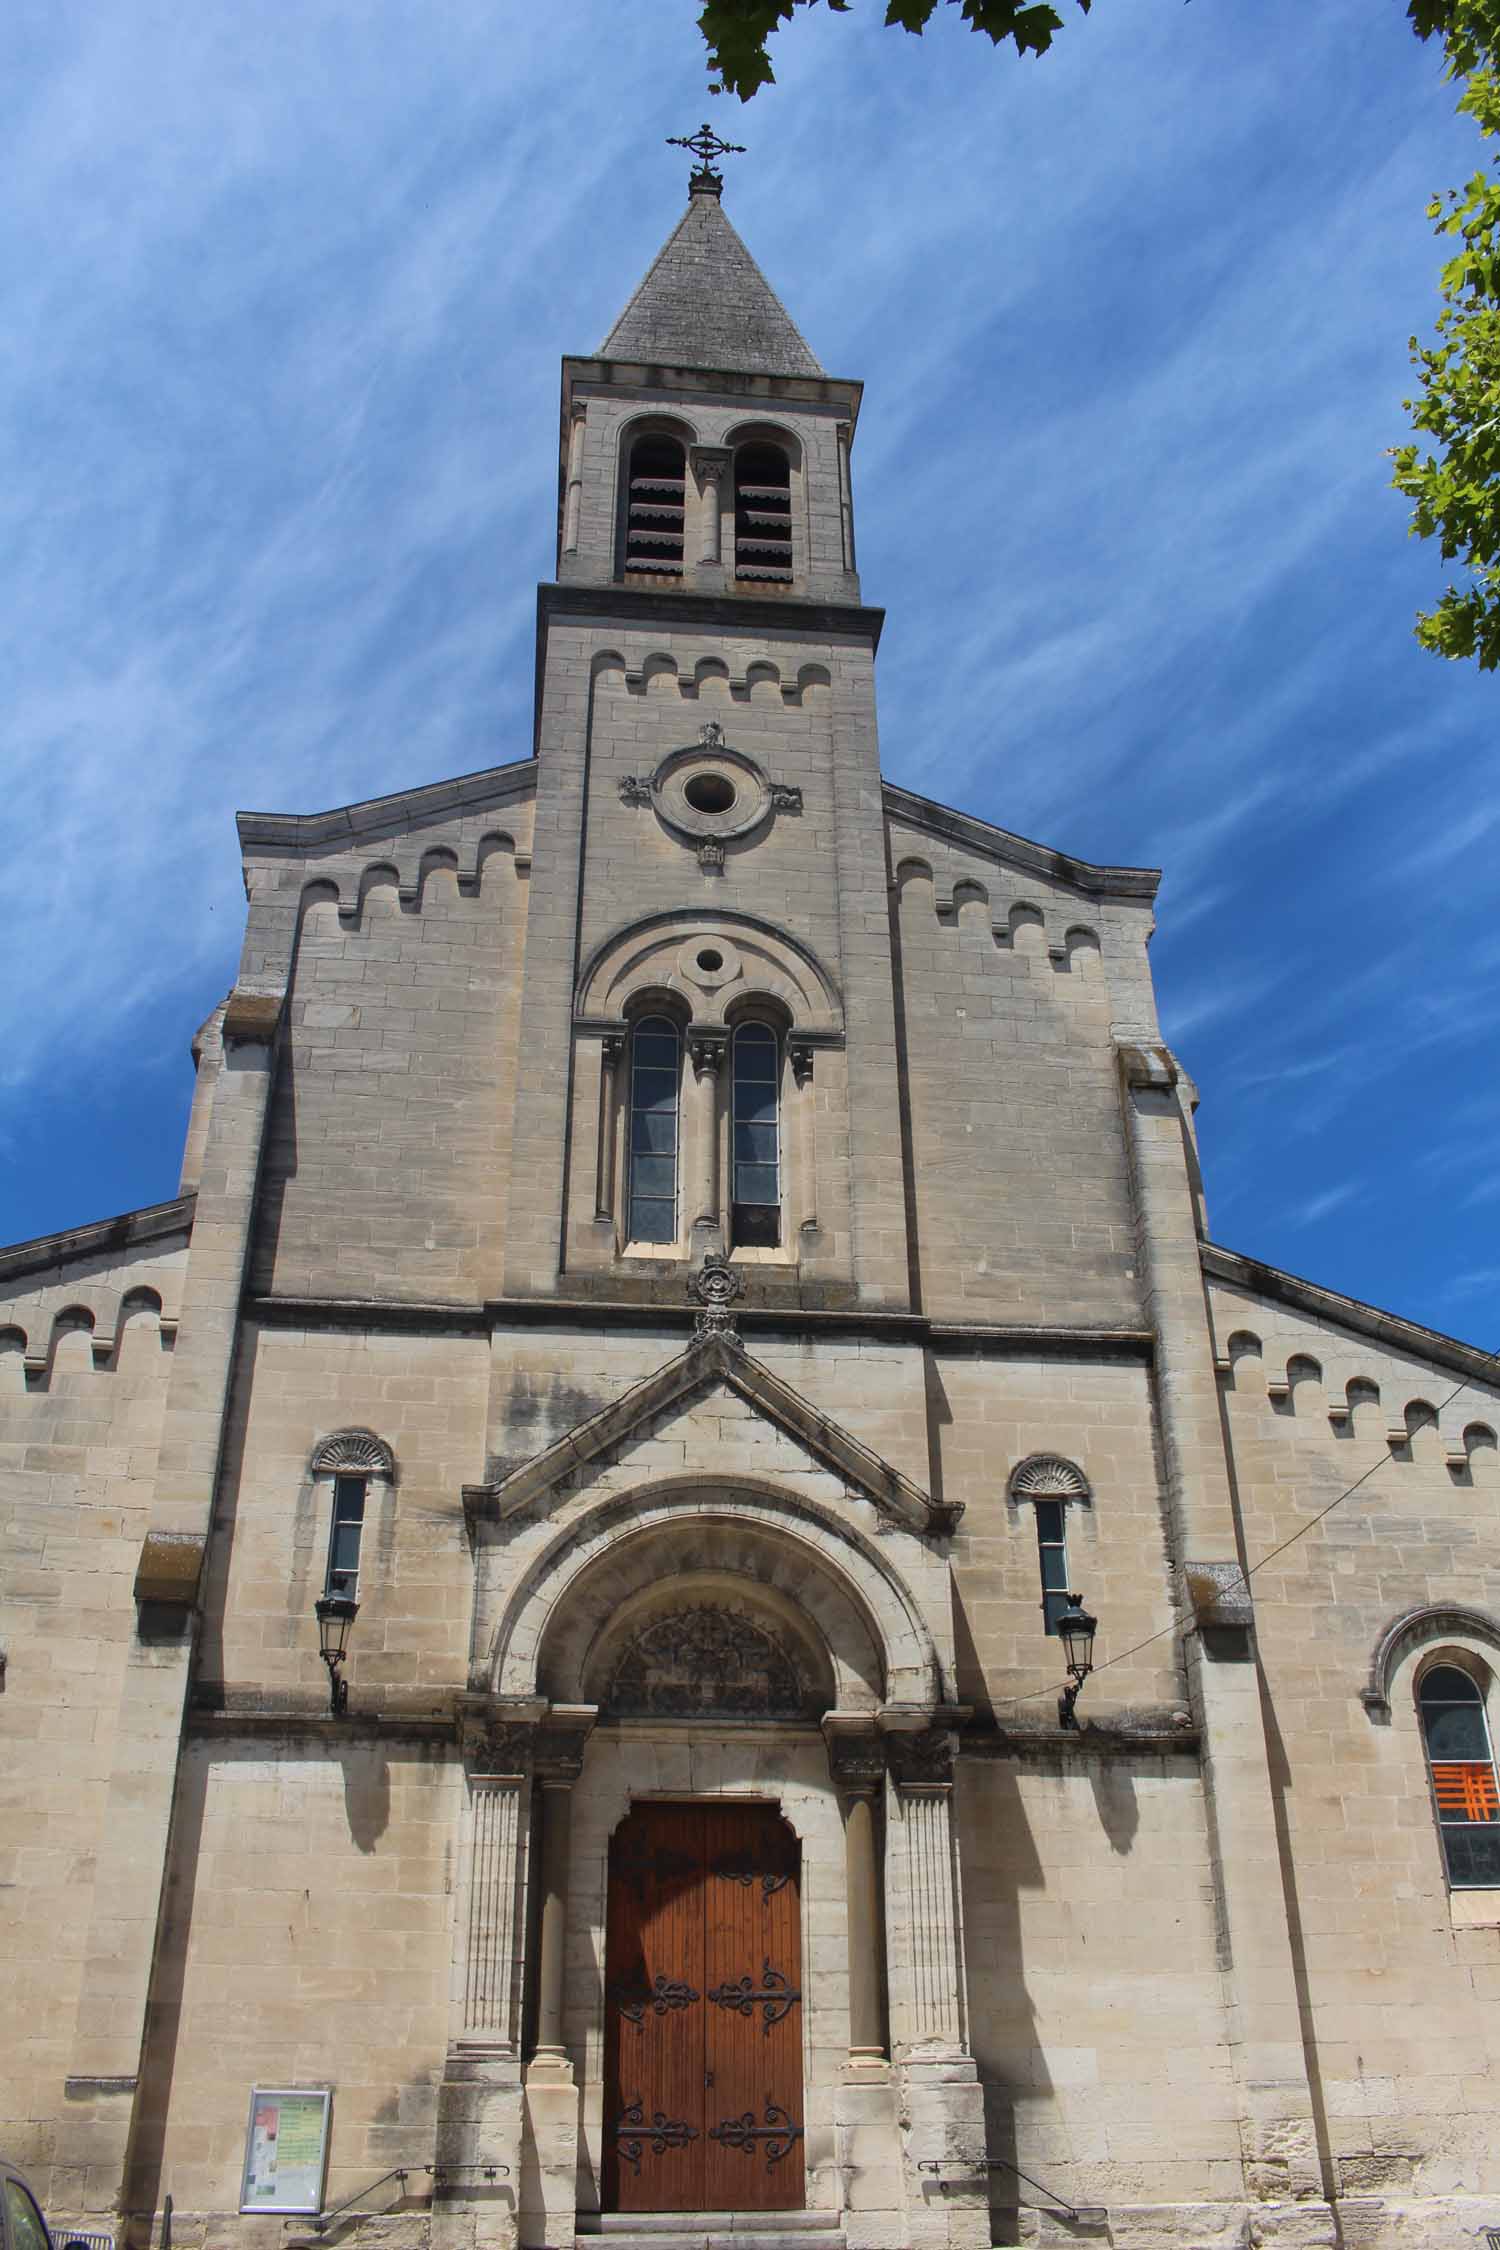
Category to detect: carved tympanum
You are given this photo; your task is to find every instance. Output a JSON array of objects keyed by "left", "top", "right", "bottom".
[{"left": 605, "top": 1604, "right": 809, "bottom": 1720}]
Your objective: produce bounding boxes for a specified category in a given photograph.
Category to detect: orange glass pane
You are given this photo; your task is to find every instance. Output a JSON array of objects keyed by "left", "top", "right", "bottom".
[{"left": 1432, "top": 1762, "right": 1500, "bottom": 1821}]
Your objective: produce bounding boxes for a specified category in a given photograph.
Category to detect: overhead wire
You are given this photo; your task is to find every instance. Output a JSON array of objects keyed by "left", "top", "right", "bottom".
[{"left": 990, "top": 1341, "right": 1500, "bottom": 1715}]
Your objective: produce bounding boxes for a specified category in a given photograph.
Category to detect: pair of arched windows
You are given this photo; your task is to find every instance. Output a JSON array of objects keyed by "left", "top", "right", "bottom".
[
  {"left": 623, "top": 434, "right": 792, "bottom": 582},
  {"left": 625, "top": 1017, "right": 782, "bottom": 1250}
]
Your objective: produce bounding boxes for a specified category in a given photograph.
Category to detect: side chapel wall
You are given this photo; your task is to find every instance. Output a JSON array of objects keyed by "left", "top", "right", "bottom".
[
  {"left": 1211, "top": 1275, "right": 1500, "bottom": 2207},
  {"left": 0, "top": 1235, "right": 187, "bottom": 2201}
]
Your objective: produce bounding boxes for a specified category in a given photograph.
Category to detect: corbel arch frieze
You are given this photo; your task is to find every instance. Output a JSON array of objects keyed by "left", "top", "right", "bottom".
[
  {"left": 575, "top": 908, "right": 843, "bottom": 1034},
  {"left": 486, "top": 1479, "right": 941, "bottom": 1713}
]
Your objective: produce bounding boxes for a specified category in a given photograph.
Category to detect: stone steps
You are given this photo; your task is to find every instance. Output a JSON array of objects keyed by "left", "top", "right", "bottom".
[{"left": 575, "top": 2214, "right": 844, "bottom": 2250}]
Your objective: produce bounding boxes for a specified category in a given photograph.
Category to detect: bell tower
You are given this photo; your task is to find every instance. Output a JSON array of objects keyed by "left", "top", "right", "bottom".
[{"left": 503, "top": 135, "right": 909, "bottom": 1310}]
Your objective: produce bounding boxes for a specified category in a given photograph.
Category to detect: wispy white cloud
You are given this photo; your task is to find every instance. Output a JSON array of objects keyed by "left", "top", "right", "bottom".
[{"left": 1, "top": 0, "right": 1496, "bottom": 1340}]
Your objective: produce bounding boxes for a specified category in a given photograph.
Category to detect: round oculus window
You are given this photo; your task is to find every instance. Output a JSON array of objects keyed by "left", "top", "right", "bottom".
[
  {"left": 683, "top": 771, "right": 737, "bottom": 815},
  {"left": 696, "top": 948, "right": 724, "bottom": 972}
]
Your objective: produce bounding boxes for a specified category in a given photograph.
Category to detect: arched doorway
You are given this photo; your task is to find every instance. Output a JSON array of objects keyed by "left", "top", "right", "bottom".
[{"left": 603, "top": 1799, "right": 805, "bottom": 2213}]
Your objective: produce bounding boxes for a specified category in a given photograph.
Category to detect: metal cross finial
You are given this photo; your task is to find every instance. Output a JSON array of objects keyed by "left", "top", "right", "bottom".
[{"left": 667, "top": 122, "right": 746, "bottom": 192}]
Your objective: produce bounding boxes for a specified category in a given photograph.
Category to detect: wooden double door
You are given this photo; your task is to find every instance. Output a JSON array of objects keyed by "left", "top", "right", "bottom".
[{"left": 603, "top": 1801, "right": 805, "bottom": 2213}]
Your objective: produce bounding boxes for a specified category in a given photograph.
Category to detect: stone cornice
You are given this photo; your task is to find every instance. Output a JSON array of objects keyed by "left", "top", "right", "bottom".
[
  {"left": 561, "top": 355, "right": 863, "bottom": 431},
  {"left": 1202, "top": 1240, "right": 1500, "bottom": 1391},
  {"left": 537, "top": 579, "right": 884, "bottom": 656},
  {"left": 0, "top": 1193, "right": 196, "bottom": 1284},
  {"left": 883, "top": 781, "right": 1161, "bottom": 902},
  {"left": 244, "top": 1291, "right": 1153, "bottom": 1361},
  {"left": 235, "top": 758, "right": 537, "bottom": 855}
]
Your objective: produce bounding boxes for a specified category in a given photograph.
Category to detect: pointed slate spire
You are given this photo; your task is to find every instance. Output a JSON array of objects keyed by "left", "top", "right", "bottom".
[{"left": 599, "top": 180, "right": 824, "bottom": 380}]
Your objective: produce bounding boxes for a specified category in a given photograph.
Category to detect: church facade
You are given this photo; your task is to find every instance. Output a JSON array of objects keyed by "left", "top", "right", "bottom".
[{"left": 4, "top": 161, "right": 1500, "bottom": 2250}]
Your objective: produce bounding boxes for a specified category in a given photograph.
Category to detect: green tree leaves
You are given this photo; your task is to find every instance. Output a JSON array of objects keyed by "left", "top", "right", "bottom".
[
  {"left": 697, "top": 0, "right": 1088, "bottom": 102},
  {"left": 1396, "top": 0, "right": 1500, "bottom": 665}
]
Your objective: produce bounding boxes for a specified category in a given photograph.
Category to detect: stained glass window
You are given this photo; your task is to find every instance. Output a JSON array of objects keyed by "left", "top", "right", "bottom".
[
  {"left": 1420, "top": 1664, "right": 1500, "bottom": 1887},
  {"left": 732, "top": 1023, "right": 780, "bottom": 1249},
  {"left": 628, "top": 1017, "right": 680, "bottom": 1245}
]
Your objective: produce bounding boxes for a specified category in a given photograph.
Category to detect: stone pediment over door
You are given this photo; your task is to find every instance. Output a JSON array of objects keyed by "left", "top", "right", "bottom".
[{"left": 461, "top": 1328, "right": 960, "bottom": 1541}]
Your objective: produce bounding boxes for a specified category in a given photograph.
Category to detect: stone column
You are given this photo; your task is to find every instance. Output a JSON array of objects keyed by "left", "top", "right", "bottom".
[
  {"left": 463, "top": 1778, "right": 525, "bottom": 2045},
  {"left": 826, "top": 1718, "right": 888, "bottom": 2066},
  {"left": 790, "top": 1041, "right": 817, "bottom": 1238},
  {"left": 435, "top": 1714, "right": 535, "bottom": 2250},
  {"left": 887, "top": 1728, "right": 988, "bottom": 2250},
  {"left": 889, "top": 1737, "right": 965, "bottom": 2053},
  {"left": 691, "top": 446, "right": 731, "bottom": 568},
  {"left": 561, "top": 407, "right": 586, "bottom": 556},
  {"left": 520, "top": 1713, "right": 594, "bottom": 2250},
  {"left": 835, "top": 421, "right": 857, "bottom": 572},
  {"left": 688, "top": 1032, "right": 726, "bottom": 1250},
  {"left": 593, "top": 1034, "right": 623, "bottom": 1226}
]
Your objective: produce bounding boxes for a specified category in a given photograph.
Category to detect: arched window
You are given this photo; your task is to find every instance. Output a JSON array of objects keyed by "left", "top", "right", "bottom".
[
  {"left": 628, "top": 1016, "right": 681, "bottom": 1244},
  {"left": 1007, "top": 1456, "right": 1091, "bottom": 1637},
  {"left": 309, "top": 1431, "right": 394, "bottom": 1603},
  {"left": 624, "top": 434, "right": 686, "bottom": 575},
  {"left": 326, "top": 1476, "right": 366, "bottom": 1598},
  {"left": 731, "top": 1021, "right": 780, "bottom": 1248},
  {"left": 734, "top": 442, "right": 792, "bottom": 583},
  {"left": 1420, "top": 1664, "right": 1500, "bottom": 1887}
]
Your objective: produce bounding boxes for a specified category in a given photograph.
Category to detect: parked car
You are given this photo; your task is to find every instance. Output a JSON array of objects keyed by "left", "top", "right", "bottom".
[{"left": 0, "top": 2161, "right": 95, "bottom": 2250}]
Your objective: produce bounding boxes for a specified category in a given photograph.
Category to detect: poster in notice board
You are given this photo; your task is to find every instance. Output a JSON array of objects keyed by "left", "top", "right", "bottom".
[{"left": 239, "top": 2088, "right": 332, "bottom": 2214}]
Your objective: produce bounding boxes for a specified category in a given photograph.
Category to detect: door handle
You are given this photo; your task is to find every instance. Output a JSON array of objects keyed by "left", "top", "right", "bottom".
[{"left": 704, "top": 2070, "right": 715, "bottom": 2089}]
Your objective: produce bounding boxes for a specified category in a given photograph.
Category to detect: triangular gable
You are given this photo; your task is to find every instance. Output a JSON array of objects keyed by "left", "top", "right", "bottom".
[{"left": 462, "top": 1330, "right": 959, "bottom": 1537}]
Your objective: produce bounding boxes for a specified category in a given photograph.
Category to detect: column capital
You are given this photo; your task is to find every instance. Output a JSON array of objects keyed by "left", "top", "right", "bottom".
[
  {"left": 884, "top": 1722, "right": 958, "bottom": 1793},
  {"left": 823, "top": 1712, "right": 885, "bottom": 1793},
  {"left": 689, "top": 1030, "right": 728, "bottom": 1077},
  {"left": 455, "top": 1694, "right": 546, "bottom": 1773},
  {"left": 534, "top": 1703, "right": 598, "bottom": 1784},
  {"left": 690, "top": 444, "right": 732, "bottom": 486}
]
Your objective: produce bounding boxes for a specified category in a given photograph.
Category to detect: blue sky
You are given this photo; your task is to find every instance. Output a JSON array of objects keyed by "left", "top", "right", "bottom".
[{"left": 2, "top": 0, "right": 1495, "bottom": 1343}]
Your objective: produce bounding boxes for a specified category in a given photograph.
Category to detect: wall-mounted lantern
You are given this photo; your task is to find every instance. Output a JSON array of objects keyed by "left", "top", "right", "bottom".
[
  {"left": 314, "top": 1594, "right": 358, "bottom": 1717},
  {"left": 1056, "top": 1592, "right": 1098, "bottom": 1731}
]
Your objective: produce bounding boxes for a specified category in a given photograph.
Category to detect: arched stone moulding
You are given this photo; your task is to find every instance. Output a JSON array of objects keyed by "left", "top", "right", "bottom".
[
  {"left": 487, "top": 1480, "right": 942, "bottom": 1715},
  {"left": 1361, "top": 1602, "right": 1500, "bottom": 1720},
  {"left": 1007, "top": 1454, "right": 1092, "bottom": 1505},
  {"left": 575, "top": 907, "right": 843, "bottom": 1034},
  {"left": 310, "top": 1429, "right": 397, "bottom": 1480}
]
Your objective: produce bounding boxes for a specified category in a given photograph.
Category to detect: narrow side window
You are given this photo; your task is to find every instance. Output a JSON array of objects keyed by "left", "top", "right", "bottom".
[
  {"left": 1420, "top": 1664, "right": 1500, "bottom": 1887},
  {"left": 325, "top": 1475, "right": 367, "bottom": 1598},
  {"left": 628, "top": 1016, "right": 680, "bottom": 1244},
  {"left": 1035, "top": 1500, "right": 1070, "bottom": 1635},
  {"left": 732, "top": 1022, "right": 780, "bottom": 1249},
  {"left": 734, "top": 443, "right": 792, "bottom": 582},
  {"left": 625, "top": 434, "right": 687, "bottom": 576}
]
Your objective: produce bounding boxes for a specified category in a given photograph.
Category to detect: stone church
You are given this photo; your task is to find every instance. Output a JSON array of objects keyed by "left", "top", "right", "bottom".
[{"left": 4, "top": 149, "right": 1500, "bottom": 2250}]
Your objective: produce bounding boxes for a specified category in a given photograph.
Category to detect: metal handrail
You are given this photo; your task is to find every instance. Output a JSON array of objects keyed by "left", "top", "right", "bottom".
[
  {"left": 309, "top": 2162, "right": 510, "bottom": 2234},
  {"left": 917, "top": 2156, "right": 1084, "bottom": 2220}
]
